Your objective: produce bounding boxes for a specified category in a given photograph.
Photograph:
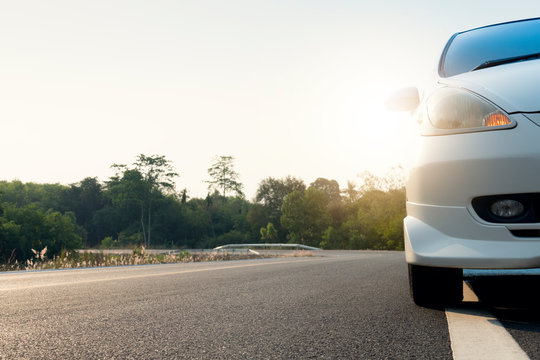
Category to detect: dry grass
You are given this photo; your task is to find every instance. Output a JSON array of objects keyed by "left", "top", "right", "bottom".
[
  {"left": 279, "top": 250, "right": 314, "bottom": 257},
  {"left": 0, "top": 247, "right": 314, "bottom": 272}
]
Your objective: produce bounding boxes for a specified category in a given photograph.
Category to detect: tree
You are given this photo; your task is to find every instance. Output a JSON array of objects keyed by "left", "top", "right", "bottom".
[
  {"left": 0, "top": 180, "right": 70, "bottom": 211},
  {"left": 181, "top": 189, "right": 188, "bottom": 204},
  {"left": 358, "top": 167, "right": 405, "bottom": 193},
  {"left": 310, "top": 178, "right": 341, "bottom": 203},
  {"left": 343, "top": 181, "right": 360, "bottom": 203},
  {"left": 0, "top": 203, "right": 82, "bottom": 262},
  {"left": 133, "top": 154, "right": 178, "bottom": 195},
  {"left": 255, "top": 176, "right": 306, "bottom": 242},
  {"left": 206, "top": 156, "right": 244, "bottom": 198},
  {"left": 66, "top": 177, "right": 105, "bottom": 247},
  {"left": 107, "top": 168, "right": 148, "bottom": 244},
  {"left": 43, "top": 210, "right": 83, "bottom": 256},
  {"left": 320, "top": 226, "right": 348, "bottom": 250},
  {"left": 354, "top": 188, "right": 406, "bottom": 250},
  {"left": 255, "top": 176, "right": 305, "bottom": 219},
  {"left": 246, "top": 203, "right": 270, "bottom": 240},
  {"left": 280, "top": 188, "right": 330, "bottom": 247},
  {"left": 108, "top": 154, "right": 179, "bottom": 247},
  {"left": 134, "top": 154, "right": 179, "bottom": 247}
]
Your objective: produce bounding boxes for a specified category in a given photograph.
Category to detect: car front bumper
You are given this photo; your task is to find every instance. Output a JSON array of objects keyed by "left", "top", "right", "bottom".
[{"left": 404, "top": 203, "right": 540, "bottom": 269}]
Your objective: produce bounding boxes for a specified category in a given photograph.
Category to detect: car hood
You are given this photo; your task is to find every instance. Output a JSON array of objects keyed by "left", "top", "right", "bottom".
[{"left": 439, "top": 59, "right": 540, "bottom": 113}]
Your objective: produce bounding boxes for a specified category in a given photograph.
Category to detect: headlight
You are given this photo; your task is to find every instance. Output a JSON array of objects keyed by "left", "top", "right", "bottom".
[{"left": 424, "top": 88, "right": 515, "bottom": 134}]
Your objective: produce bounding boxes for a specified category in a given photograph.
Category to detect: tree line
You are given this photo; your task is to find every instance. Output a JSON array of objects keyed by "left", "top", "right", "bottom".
[{"left": 0, "top": 154, "right": 405, "bottom": 263}]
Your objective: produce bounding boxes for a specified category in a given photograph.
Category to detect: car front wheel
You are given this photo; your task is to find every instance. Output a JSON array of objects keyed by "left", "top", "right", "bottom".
[{"left": 408, "top": 264, "right": 463, "bottom": 308}]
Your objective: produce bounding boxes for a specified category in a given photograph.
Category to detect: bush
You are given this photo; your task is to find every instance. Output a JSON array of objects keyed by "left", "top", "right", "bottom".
[
  {"left": 0, "top": 203, "right": 82, "bottom": 262},
  {"left": 100, "top": 236, "right": 116, "bottom": 249}
]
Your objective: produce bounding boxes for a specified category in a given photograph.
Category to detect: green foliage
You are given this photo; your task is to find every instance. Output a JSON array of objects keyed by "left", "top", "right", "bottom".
[
  {"left": 206, "top": 155, "right": 244, "bottom": 198},
  {"left": 133, "top": 154, "right": 179, "bottom": 194},
  {"left": 323, "top": 187, "right": 406, "bottom": 250},
  {"left": 66, "top": 177, "right": 106, "bottom": 247},
  {"left": 354, "top": 189, "right": 405, "bottom": 250},
  {"left": 254, "top": 176, "right": 305, "bottom": 242},
  {"left": 0, "top": 155, "right": 408, "bottom": 262},
  {"left": 100, "top": 236, "right": 116, "bottom": 249},
  {"left": 278, "top": 172, "right": 406, "bottom": 250},
  {"left": 247, "top": 204, "right": 269, "bottom": 240},
  {"left": 132, "top": 245, "right": 146, "bottom": 256},
  {"left": 281, "top": 187, "right": 331, "bottom": 247},
  {"left": 310, "top": 178, "right": 341, "bottom": 203},
  {"left": 343, "top": 181, "right": 361, "bottom": 203},
  {"left": 0, "top": 203, "right": 82, "bottom": 262},
  {"left": 320, "top": 226, "right": 348, "bottom": 250},
  {"left": 260, "top": 222, "right": 278, "bottom": 242},
  {"left": 43, "top": 210, "right": 83, "bottom": 256},
  {"left": 108, "top": 154, "right": 179, "bottom": 247},
  {"left": 0, "top": 180, "right": 70, "bottom": 210},
  {"left": 255, "top": 176, "right": 305, "bottom": 221}
]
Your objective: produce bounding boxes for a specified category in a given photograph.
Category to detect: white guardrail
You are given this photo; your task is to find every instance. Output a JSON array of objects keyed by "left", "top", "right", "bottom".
[{"left": 213, "top": 243, "right": 321, "bottom": 251}]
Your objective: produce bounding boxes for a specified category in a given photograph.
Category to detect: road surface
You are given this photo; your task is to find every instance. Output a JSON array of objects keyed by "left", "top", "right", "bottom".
[{"left": 0, "top": 251, "right": 539, "bottom": 359}]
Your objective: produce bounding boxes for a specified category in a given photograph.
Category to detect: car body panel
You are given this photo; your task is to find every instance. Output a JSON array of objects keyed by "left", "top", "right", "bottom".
[{"left": 408, "top": 114, "right": 540, "bottom": 207}]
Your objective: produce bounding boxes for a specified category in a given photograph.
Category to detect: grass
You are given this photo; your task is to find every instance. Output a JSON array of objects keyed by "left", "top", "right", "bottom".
[{"left": 0, "top": 247, "right": 314, "bottom": 272}]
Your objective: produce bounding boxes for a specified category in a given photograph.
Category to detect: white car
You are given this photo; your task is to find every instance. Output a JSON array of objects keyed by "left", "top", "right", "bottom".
[{"left": 388, "top": 18, "right": 540, "bottom": 307}]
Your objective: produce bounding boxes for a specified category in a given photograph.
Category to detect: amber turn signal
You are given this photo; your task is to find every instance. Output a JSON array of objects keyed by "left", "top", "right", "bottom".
[{"left": 483, "top": 112, "right": 511, "bottom": 127}]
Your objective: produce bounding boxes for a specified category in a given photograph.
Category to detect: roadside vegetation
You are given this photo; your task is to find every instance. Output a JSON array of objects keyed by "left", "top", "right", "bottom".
[
  {"left": 0, "top": 154, "right": 405, "bottom": 266},
  {"left": 0, "top": 246, "right": 313, "bottom": 272}
]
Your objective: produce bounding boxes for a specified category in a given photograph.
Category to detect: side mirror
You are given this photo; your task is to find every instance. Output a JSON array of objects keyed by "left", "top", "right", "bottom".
[{"left": 385, "top": 87, "right": 420, "bottom": 112}]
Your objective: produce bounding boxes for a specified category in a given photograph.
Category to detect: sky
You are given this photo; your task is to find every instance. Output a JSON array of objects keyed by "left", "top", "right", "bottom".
[{"left": 2, "top": 1, "right": 540, "bottom": 199}]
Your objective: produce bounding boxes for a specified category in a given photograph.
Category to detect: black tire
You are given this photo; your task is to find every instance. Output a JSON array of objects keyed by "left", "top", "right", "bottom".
[{"left": 408, "top": 264, "right": 463, "bottom": 308}]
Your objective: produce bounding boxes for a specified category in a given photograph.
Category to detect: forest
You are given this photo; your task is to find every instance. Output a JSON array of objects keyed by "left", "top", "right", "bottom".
[{"left": 0, "top": 154, "right": 406, "bottom": 263}]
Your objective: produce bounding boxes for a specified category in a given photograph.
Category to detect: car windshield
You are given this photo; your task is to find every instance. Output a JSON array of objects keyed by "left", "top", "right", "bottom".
[{"left": 440, "top": 18, "right": 540, "bottom": 77}]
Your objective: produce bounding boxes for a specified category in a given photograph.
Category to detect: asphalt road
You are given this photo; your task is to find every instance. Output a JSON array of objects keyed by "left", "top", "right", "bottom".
[{"left": 0, "top": 251, "right": 539, "bottom": 359}]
